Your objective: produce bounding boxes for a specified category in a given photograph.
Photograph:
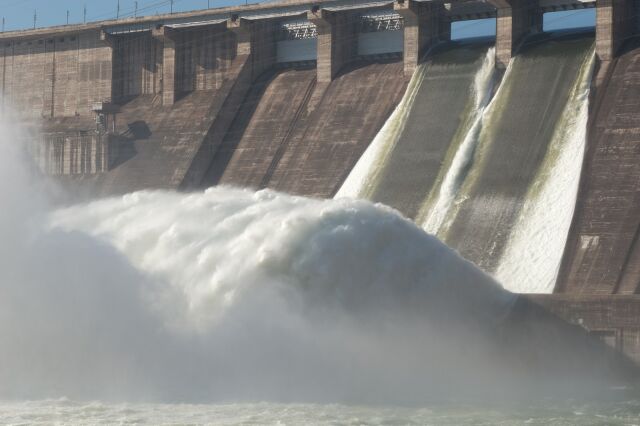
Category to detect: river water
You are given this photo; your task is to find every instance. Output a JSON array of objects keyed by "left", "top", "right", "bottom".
[{"left": 2, "top": 397, "right": 640, "bottom": 425}]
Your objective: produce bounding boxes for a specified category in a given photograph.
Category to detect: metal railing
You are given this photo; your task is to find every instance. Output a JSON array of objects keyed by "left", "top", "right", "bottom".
[
  {"left": 360, "top": 12, "right": 403, "bottom": 32},
  {"left": 279, "top": 21, "right": 318, "bottom": 40}
]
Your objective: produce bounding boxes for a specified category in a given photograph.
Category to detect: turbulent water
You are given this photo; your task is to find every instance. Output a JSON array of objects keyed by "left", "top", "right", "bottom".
[
  {"left": 0, "top": 111, "right": 530, "bottom": 405},
  {"left": 3, "top": 398, "right": 640, "bottom": 425}
]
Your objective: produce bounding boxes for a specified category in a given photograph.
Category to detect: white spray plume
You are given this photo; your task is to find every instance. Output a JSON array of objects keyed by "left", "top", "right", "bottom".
[{"left": 4, "top": 109, "right": 609, "bottom": 405}]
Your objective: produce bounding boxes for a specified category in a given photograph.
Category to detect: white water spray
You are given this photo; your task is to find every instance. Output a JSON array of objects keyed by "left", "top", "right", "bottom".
[
  {"left": 421, "top": 48, "right": 496, "bottom": 234},
  {"left": 0, "top": 111, "right": 520, "bottom": 403},
  {"left": 494, "top": 50, "right": 595, "bottom": 293}
]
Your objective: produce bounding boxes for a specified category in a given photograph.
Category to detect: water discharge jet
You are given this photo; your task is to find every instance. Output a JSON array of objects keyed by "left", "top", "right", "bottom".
[
  {"left": 420, "top": 46, "right": 497, "bottom": 234},
  {"left": 0, "top": 111, "right": 628, "bottom": 404},
  {"left": 494, "top": 47, "right": 595, "bottom": 293}
]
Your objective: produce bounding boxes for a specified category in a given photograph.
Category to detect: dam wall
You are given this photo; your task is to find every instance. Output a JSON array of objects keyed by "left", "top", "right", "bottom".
[
  {"left": 527, "top": 294, "right": 640, "bottom": 365},
  {"left": 0, "top": 30, "right": 112, "bottom": 118},
  {"left": 33, "top": 131, "right": 113, "bottom": 175},
  {"left": 2, "top": 0, "right": 640, "bottom": 368},
  {"left": 203, "top": 66, "right": 317, "bottom": 189},
  {"left": 442, "top": 32, "right": 594, "bottom": 276},
  {"left": 0, "top": 0, "right": 618, "bottom": 121},
  {"left": 203, "top": 58, "right": 406, "bottom": 198},
  {"left": 78, "top": 53, "right": 252, "bottom": 194},
  {"left": 0, "top": 0, "right": 414, "bottom": 194},
  {"left": 595, "top": 0, "right": 639, "bottom": 61},
  {"left": 557, "top": 36, "right": 640, "bottom": 295},
  {"left": 266, "top": 59, "right": 406, "bottom": 197}
]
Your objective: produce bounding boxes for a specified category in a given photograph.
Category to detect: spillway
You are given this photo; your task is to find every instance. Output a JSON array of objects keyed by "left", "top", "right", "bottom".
[
  {"left": 339, "top": 42, "right": 495, "bottom": 220},
  {"left": 440, "top": 31, "right": 594, "bottom": 284},
  {"left": 341, "top": 31, "right": 596, "bottom": 292},
  {"left": 494, "top": 47, "right": 594, "bottom": 293}
]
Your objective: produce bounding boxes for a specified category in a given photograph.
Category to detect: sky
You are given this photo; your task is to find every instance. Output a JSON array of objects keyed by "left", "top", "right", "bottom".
[
  {"left": 0, "top": 0, "right": 246, "bottom": 31},
  {"left": 0, "top": 0, "right": 596, "bottom": 36},
  {"left": 453, "top": 9, "right": 596, "bottom": 39}
]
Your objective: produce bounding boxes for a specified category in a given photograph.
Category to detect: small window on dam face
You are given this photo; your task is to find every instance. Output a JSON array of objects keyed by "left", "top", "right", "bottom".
[
  {"left": 451, "top": 18, "right": 496, "bottom": 41},
  {"left": 543, "top": 9, "right": 596, "bottom": 32}
]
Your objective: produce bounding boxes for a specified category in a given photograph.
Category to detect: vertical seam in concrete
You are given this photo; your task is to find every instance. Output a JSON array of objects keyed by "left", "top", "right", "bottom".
[
  {"left": 51, "top": 39, "right": 56, "bottom": 118},
  {"left": 9, "top": 43, "right": 13, "bottom": 109},
  {"left": 613, "top": 222, "right": 640, "bottom": 294},
  {"left": 75, "top": 35, "right": 80, "bottom": 115},
  {"left": 555, "top": 56, "right": 618, "bottom": 294},
  {"left": 1, "top": 44, "right": 6, "bottom": 107},
  {"left": 259, "top": 74, "right": 316, "bottom": 189}
]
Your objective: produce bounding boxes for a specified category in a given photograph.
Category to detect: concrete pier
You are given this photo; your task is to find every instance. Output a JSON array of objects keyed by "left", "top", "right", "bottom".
[
  {"left": 491, "top": 0, "right": 542, "bottom": 68},
  {"left": 307, "top": 8, "right": 357, "bottom": 82},
  {"left": 595, "top": 0, "right": 637, "bottom": 61},
  {"left": 152, "top": 26, "right": 178, "bottom": 106},
  {"left": 228, "top": 17, "right": 278, "bottom": 81},
  {"left": 394, "top": 0, "right": 450, "bottom": 76}
]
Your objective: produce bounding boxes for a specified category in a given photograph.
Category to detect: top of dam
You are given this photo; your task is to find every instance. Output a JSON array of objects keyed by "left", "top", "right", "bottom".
[{"left": 0, "top": 0, "right": 595, "bottom": 41}]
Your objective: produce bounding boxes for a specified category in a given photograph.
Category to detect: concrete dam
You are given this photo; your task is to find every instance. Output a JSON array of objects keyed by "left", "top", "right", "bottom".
[{"left": 2, "top": 0, "right": 640, "bottom": 375}]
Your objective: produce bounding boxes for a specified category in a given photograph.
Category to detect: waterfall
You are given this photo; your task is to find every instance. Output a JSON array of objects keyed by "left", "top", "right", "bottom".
[
  {"left": 494, "top": 49, "right": 595, "bottom": 293},
  {"left": 420, "top": 48, "right": 496, "bottom": 234},
  {"left": 337, "top": 43, "right": 498, "bottom": 225}
]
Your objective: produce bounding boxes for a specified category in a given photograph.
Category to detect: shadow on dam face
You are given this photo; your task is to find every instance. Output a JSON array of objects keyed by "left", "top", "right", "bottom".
[
  {"left": 202, "top": 64, "right": 318, "bottom": 189},
  {"left": 201, "top": 58, "right": 407, "bottom": 198}
]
